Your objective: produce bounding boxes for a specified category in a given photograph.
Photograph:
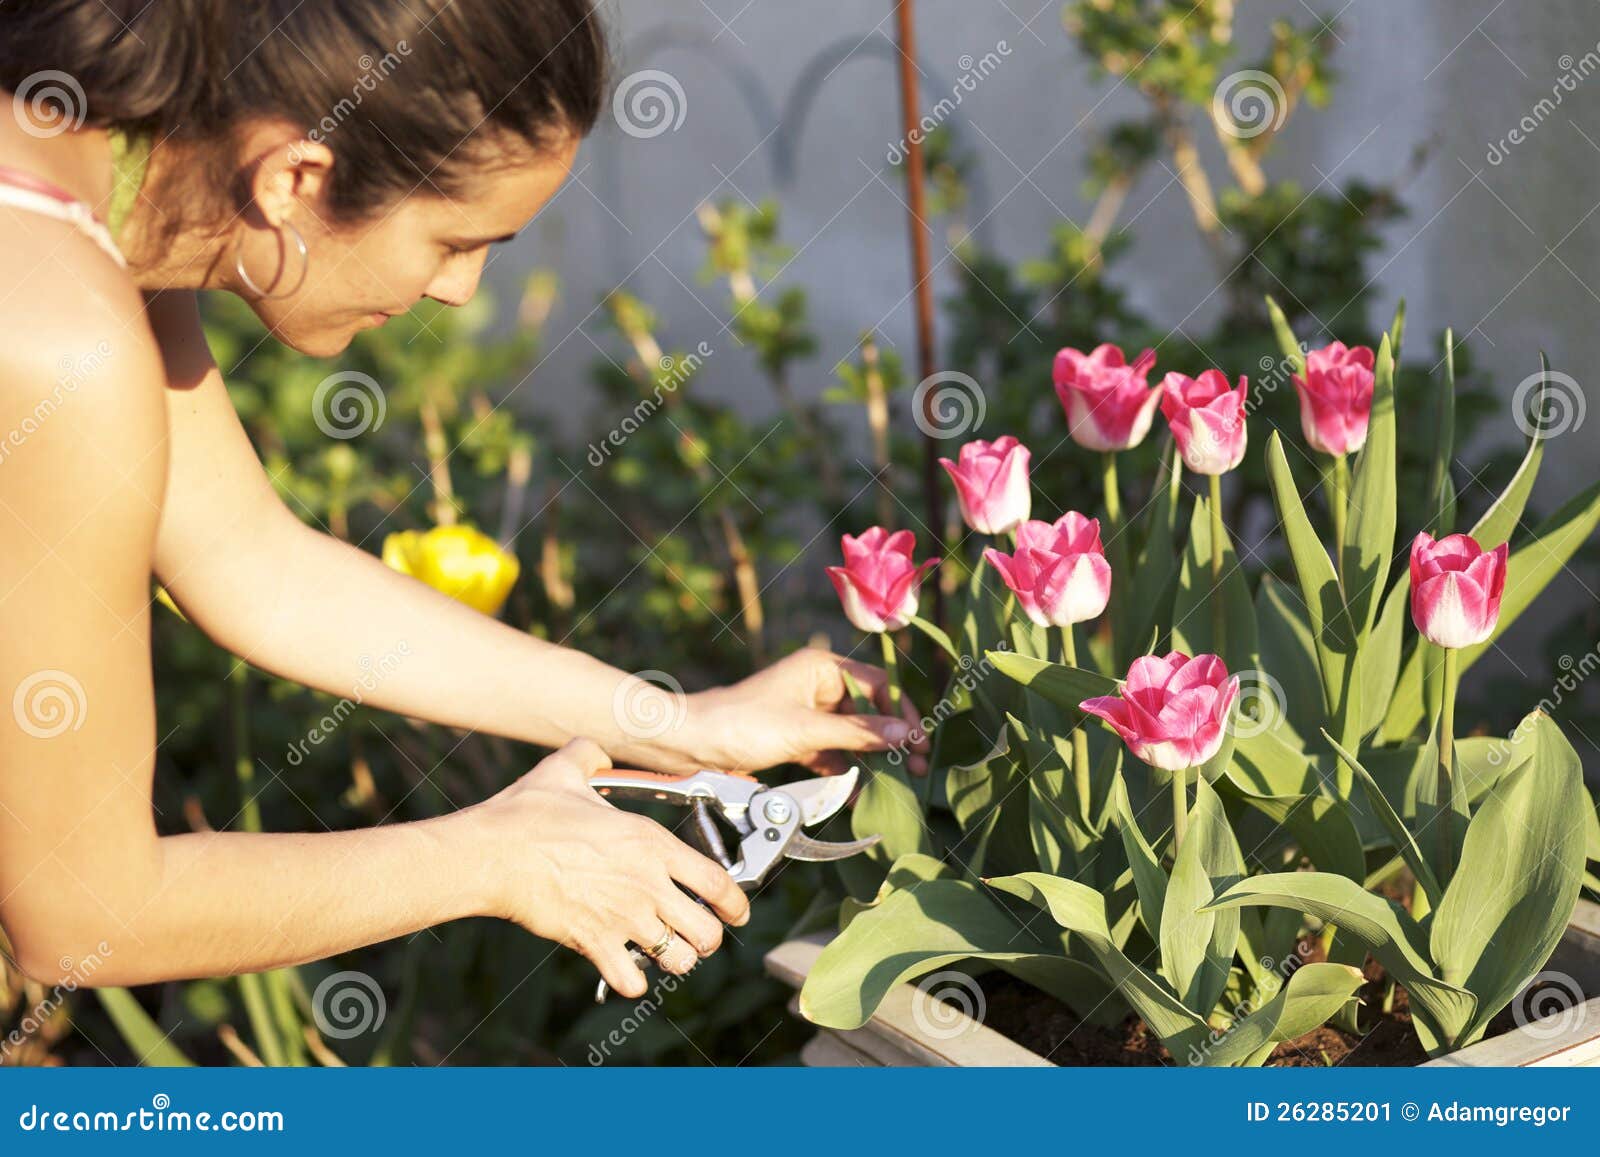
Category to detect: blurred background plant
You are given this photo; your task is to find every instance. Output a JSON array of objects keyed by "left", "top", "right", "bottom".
[{"left": 9, "top": 0, "right": 1594, "bottom": 1067}]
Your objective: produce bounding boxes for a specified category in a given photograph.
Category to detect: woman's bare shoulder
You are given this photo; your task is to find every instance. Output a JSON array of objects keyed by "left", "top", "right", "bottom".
[
  {"left": 0, "top": 236, "right": 169, "bottom": 518},
  {"left": 0, "top": 225, "right": 167, "bottom": 462}
]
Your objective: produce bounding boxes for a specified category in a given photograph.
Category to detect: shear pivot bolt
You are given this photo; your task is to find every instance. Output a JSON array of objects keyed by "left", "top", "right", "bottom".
[{"left": 762, "top": 798, "right": 793, "bottom": 825}]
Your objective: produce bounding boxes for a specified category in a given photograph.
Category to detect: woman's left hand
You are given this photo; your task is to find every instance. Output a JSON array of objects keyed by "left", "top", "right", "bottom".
[{"left": 684, "top": 648, "right": 931, "bottom": 776}]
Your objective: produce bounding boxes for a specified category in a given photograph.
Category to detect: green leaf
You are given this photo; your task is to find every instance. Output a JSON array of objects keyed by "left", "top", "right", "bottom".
[
  {"left": 1429, "top": 712, "right": 1589, "bottom": 1043},
  {"left": 1265, "top": 295, "right": 1306, "bottom": 376},
  {"left": 839, "top": 852, "right": 954, "bottom": 931},
  {"left": 1115, "top": 777, "right": 1167, "bottom": 939},
  {"left": 1171, "top": 493, "right": 1258, "bottom": 673},
  {"left": 97, "top": 989, "right": 195, "bottom": 1067},
  {"left": 1343, "top": 334, "right": 1396, "bottom": 638},
  {"left": 1388, "top": 297, "right": 1407, "bottom": 361},
  {"left": 1470, "top": 353, "right": 1549, "bottom": 550},
  {"left": 799, "top": 879, "right": 1092, "bottom": 1030},
  {"left": 909, "top": 614, "right": 960, "bottom": 661},
  {"left": 1358, "top": 576, "right": 1408, "bottom": 738},
  {"left": 1254, "top": 575, "right": 1322, "bottom": 743},
  {"left": 1228, "top": 727, "right": 1321, "bottom": 796},
  {"left": 943, "top": 721, "right": 1027, "bottom": 876},
  {"left": 1425, "top": 329, "right": 1456, "bottom": 534},
  {"left": 1200, "top": 962, "right": 1366, "bottom": 1067},
  {"left": 985, "top": 650, "right": 1119, "bottom": 713},
  {"left": 1265, "top": 432, "right": 1361, "bottom": 745},
  {"left": 985, "top": 872, "right": 1209, "bottom": 1050},
  {"left": 1321, "top": 729, "right": 1443, "bottom": 905},
  {"left": 852, "top": 763, "right": 933, "bottom": 866},
  {"left": 1206, "top": 872, "right": 1477, "bottom": 1051},
  {"left": 1125, "top": 441, "right": 1183, "bottom": 667},
  {"left": 1160, "top": 779, "right": 1243, "bottom": 1018},
  {"left": 1382, "top": 479, "right": 1600, "bottom": 740}
]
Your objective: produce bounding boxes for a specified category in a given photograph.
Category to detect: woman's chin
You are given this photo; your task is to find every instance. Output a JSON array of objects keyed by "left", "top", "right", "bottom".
[{"left": 272, "top": 323, "right": 362, "bottom": 359}]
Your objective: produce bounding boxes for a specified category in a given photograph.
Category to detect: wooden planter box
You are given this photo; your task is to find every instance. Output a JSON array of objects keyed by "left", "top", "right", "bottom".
[{"left": 765, "top": 899, "right": 1600, "bottom": 1068}]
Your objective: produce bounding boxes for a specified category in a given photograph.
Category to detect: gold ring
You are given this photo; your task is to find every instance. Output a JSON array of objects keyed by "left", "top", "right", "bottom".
[{"left": 640, "top": 924, "right": 676, "bottom": 959}]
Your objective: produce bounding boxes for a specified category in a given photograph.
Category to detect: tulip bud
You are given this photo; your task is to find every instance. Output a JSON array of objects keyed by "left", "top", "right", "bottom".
[
  {"left": 1292, "top": 341, "right": 1375, "bottom": 457},
  {"left": 1052, "top": 344, "right": 1162, "bottom": 452},
  {"left": 1408, "top": 532, "right": 1508, "bottom": 649},
  {"left": 983, "top": 513, "right": 1111, "bottom": 628},
  {"left": 938, "top": 436, "right": 1032, "bottom": 536},
  {"left": 826, "top": 527, "right": 938, "bottom": 634},
  {"left": 1080, "top": 652, "right": 1239, "bottom": 772},
  {"left": 1160, "top": 370, "right": 1249, "bottom": 476}
]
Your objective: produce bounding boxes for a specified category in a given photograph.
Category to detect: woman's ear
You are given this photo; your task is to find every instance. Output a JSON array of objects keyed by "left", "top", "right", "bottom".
[{"left": 240, "top": 122, "right": 335, "bottom": 227}]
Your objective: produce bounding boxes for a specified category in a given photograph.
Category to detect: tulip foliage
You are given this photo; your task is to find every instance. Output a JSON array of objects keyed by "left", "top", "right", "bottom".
[{"left": 802, "top": 299, "right": 1600, "bottom": 1063}]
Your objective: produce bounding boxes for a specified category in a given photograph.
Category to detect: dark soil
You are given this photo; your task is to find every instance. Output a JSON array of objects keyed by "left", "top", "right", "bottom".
[
  {"left": 974, "top": 946, "right": 1432, "bottom": 1066},
  {"left": 974, "top": 931, "right": 1520, "bottom": 1067}
]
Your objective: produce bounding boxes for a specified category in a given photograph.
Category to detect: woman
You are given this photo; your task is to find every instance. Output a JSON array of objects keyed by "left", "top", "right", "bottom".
[{"left": 0, "top": 0, "right": 924, "bottom": 1002}]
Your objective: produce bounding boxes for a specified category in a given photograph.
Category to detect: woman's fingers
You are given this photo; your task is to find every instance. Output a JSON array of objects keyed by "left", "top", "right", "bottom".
[
  {"left": 589, "top": 940, "right": 649, "bottom": 999},
  {"left": 656, "top": 886, "right": 725, "bottom": 957},
  {"left": 803, "top": 709, "right": 929, "bottom": 776},
  {"left": 661, "top": 840, "right": 749, "bottom": 926},
  {"left": 626, "top": 914, "right": 699, "bottom": 976}
]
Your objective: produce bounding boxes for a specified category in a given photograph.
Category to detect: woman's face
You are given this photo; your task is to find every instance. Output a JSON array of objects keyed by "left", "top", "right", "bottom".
[{"left": 248, "top": 135, "right": 579, "bottom": 356}]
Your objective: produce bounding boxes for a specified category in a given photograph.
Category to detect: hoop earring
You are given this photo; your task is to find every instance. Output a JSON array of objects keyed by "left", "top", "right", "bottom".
[{"left": 233, "top": 220, "right": 309, "bottom": 300}]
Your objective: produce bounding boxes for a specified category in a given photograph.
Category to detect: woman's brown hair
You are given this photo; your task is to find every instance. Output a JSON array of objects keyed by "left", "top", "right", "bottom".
[{"left": 0, "top": 0, "right": 609, "bottom": 221}]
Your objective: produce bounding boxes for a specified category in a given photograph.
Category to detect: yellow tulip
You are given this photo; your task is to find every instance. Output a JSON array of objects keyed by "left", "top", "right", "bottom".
[{"left": 382, "top": 525, "right": 520, "bottom": 617}]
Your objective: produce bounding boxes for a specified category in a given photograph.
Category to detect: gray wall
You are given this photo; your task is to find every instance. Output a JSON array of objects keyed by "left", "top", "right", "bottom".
[{"left": 488, "top": 0, "right": 1600, "bottom": 747}]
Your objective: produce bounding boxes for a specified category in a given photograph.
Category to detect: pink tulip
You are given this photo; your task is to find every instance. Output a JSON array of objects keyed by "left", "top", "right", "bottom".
[
  {"left": 983, "top": 513, "right": 1112, "bottom": 628},
  {"left": 1293, "top": 341, "right": 1375, "bottom": 457},
  {"left": 1080, "top": 652, "right": 1239, "bottom": 772},
  {"left": 1052, "top": 344, "right": 1162, "bottom": 452},
  {"left": 939, "top": 436, "right": 1032, "bottom": 535},
  {"left": 1160, "top": 370, "right": 1249, "bottom": 476},
  {"left": 1408, "top": 532, "right": 1508, "bottom": 649},
  {"left": 826, "top": 527, "right": 938, "bottom": 634}
]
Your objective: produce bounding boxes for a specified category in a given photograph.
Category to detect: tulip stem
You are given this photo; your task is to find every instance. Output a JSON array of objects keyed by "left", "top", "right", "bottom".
[
  {"left": 1331, "top": 454, "right": 1350, "bottom": 591},
  {"left": 1061, "top": 626, "right": 1093, "bottom": 825},
  {"left": 1171, "top": 768, "right": 1189, "bottom": 855},
  {"left": 1437, "top": 646, "right": 1459, "bottom": 883},
  {"left": 1208, "top": 473, "right": 1226, "bottom": 654},
  {"left": 879, "top": 630, "right": 903, "bottom": 716},
  {"left": 1102, "top": 453, "right": 1126, "bottom": 663}
]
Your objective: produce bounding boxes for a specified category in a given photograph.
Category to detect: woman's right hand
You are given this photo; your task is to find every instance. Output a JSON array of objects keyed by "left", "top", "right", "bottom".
[{"left": 473, "top": 739, "right": 751, "bottom": 999}]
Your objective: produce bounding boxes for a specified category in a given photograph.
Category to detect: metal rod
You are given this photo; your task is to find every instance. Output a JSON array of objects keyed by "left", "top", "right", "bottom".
[{"left": 893, "top": 0, "right": 946, "bottom": 637}]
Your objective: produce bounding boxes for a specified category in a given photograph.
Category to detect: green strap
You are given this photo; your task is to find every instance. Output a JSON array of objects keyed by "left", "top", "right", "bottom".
[{"left": 105, "top": 129, "right": 151, "bottom": 242}]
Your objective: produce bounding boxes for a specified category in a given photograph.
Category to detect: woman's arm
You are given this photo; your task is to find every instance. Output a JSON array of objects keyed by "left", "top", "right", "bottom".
[
  {"left": 148, "top": 292, "right": 925, "bottom": 776},
  {"left": 0, "top": 281, "right": 742, "bottom": 996}
]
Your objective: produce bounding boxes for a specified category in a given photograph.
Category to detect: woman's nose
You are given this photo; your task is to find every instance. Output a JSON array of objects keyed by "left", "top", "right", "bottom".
[{"left": 426, "top": 251, "right": 488, "bottom": 308}]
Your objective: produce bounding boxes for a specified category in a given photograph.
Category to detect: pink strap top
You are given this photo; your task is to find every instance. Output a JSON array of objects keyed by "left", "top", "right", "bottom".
[{"left": 0, "top": 164, "right": 127, "bottom": 267}]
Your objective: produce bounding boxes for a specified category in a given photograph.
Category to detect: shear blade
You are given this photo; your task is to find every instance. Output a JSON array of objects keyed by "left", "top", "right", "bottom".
[
  {"left": 783, "top": 831, "right": 881, "bottom": 862},
  {"left": 780, "top": 765, "right": 863, "bottom": 827}
]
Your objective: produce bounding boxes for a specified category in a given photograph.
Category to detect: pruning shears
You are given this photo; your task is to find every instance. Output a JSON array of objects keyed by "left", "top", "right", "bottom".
[{"left": 588, "top": 765, "right": 878, "bottom": 1002}]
